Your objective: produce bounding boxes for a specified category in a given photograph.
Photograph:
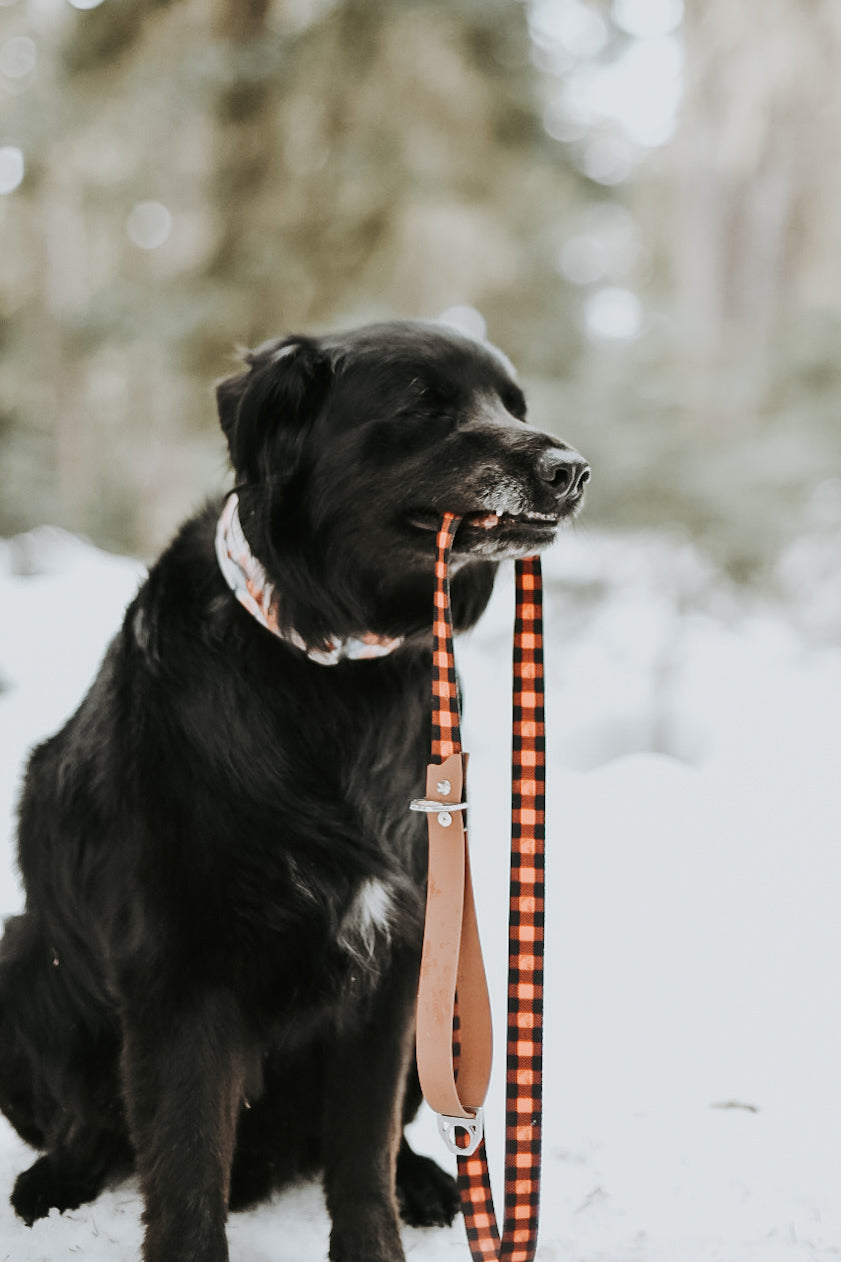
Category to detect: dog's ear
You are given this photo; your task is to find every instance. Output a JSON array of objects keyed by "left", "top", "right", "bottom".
[{"left": 215, "top": 336, "right": 333, "bottom": 484}]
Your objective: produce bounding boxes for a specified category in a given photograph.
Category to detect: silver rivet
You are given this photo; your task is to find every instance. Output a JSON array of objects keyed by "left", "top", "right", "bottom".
[
  {"left": 436, "top": 780, "right": 451, "bottom": 796},
  {"left": 438, "top": 811, "right": 453, "bottom": 827}
]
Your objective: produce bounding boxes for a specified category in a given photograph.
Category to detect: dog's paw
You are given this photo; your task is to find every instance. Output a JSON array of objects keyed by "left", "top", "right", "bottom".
[
  {"left": 329, "top": 1213, "right": 405, "bottom": 1262},
  {"left": 13, "top": 1157, "right": 62, "bottom": 1226},
  {"left": 12, "top": 1154, "right": 96, "bottom": 1226},
  {"left": 396, "top": 1146, "right": 460, "bottom": 1228}
]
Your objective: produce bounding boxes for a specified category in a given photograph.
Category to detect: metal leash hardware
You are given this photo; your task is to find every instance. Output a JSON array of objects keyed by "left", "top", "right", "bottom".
[
  {"left": 413, "top": 511, "right": 546, "bottom": 1262},
  {"left": 409, "top": 796, "right": 468, "bottom": 830}
]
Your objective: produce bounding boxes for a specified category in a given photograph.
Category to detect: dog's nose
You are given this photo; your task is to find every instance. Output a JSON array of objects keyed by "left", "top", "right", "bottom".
[{"left": 536, "top": 447, "right": 590, "bottom": 498}]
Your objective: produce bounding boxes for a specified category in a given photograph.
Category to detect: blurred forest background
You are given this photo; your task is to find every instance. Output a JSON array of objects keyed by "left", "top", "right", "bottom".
[{"left": 2, "top": 0, "right": 841, "bottom": 593}]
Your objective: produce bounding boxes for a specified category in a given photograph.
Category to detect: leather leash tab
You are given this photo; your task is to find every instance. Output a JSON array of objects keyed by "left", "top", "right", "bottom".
[{"left": 415, "top": 750, "right": 493, "bottom": 1127}]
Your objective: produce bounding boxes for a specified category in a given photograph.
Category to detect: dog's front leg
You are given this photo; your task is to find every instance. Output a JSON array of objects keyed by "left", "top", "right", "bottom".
[
  {"left": 323, "top": 950, "right": 418, "bottom": 1262},
  {"left": 121, "top": 991, "right": 248, "bottom": 1262}
]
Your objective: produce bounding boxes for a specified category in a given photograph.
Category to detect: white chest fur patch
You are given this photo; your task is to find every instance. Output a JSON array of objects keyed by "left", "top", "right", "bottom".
[{"left": 337, "top": 877, "right": 396, "bottom": 964}]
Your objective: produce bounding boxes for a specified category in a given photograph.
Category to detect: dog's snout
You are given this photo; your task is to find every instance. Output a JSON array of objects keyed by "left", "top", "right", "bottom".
[{"left": 536, "top": 447, "right": 590, "bottom": 498}]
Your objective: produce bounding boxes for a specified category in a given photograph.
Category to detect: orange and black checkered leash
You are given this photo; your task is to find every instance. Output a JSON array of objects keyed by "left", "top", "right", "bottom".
[{"left": 413, "top": 511, "right": 545, "bottom": 1262}]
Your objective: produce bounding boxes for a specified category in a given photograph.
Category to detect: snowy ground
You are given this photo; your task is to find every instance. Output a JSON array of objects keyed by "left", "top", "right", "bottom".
[{"left": 0, "top": 523, "right": 839, "bottom": 1261}]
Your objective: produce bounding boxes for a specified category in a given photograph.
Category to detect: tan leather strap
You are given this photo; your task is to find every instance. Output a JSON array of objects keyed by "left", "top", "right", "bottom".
[{"left": 415, "top": 752, "right": 492, "bottom": 1120}]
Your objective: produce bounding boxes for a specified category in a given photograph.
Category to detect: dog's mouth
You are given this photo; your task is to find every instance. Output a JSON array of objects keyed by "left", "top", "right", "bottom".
[
  {"left": 406, "top": 507, "right": 564, "bottom": 540},
  {"left": 406, "top": 497, "right": 583, "bottom": 532}
]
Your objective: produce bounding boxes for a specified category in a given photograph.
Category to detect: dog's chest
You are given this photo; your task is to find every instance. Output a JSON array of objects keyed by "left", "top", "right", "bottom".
[
  {"left": 335, "top": 876, "right": 399, "bottom": 966},
  {"left": 324, "top": 657, "right": 429, "bottom": 833},
  {"left": 326, "top": 664, "right": 430, "bottom": 964}
]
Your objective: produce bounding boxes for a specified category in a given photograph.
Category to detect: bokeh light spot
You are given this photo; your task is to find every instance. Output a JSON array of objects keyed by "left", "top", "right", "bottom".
[
  {"left": 530, "top": 0, "right": 609, "bottom": 60},
  {"left": 127, "top": 201, "right": 172, "bottom": 250},
  {"left": 564, "top": 36, "right": 684, "bottom": 151},
  {"left": 584, "top": 287, "right": 643, "bottom": 341},
  {"left": 437, "top": 305, "right": 488, "bottom": 342},
  {"left": 613, "top": 0, "right": 683, "bottom": 39},
  {"left": 580, "top": 135, "right": 634, "bottom": 185},
  {"left": 0, "top": 145, "right": 25, "bottom": 195},
  {"left": 0, "top": 35, "right": 36, "bottom": 79},
  {"left": 559, "top": 235, "right": 608, "bottom": 285}
]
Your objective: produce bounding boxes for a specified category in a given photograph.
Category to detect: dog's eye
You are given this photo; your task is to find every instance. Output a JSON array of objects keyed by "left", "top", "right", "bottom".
[{"left": 360, "top": 412, "right": 453, "bottom": 463}]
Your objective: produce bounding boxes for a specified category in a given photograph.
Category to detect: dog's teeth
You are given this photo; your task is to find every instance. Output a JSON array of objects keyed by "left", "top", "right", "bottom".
[{"left": 474, "top": 513, "right": 500, "bottom": 529}]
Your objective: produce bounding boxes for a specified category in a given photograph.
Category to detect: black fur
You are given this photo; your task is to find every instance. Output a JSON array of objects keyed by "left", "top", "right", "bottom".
[{"left": 0, "top": 320, "right": 587, "bottom": 1261}]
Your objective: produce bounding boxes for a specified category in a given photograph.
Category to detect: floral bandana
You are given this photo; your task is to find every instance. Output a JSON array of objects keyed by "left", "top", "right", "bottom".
[{"left": 214, "top": 493, "right": 404, "bottom": 666}]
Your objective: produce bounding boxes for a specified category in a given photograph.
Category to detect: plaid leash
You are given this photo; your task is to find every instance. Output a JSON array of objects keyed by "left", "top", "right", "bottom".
[{"left": 413, "top": 512, "right": 545, "bottom": 1262}]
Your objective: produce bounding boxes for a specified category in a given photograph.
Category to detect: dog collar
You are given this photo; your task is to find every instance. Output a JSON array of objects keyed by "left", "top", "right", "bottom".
[{"left": 214, "top": 493, "right": 404, "bottom": 666}]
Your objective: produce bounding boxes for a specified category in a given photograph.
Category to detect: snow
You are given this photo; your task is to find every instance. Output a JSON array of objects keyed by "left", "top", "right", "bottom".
[{"left": 0, "top": 524, "right": 839, "bottom": 1261}]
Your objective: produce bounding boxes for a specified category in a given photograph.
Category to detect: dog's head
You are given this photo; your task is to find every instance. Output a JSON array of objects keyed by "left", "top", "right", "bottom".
[{"left": 216, "top": 321, "right": 588, "bottom": 642}]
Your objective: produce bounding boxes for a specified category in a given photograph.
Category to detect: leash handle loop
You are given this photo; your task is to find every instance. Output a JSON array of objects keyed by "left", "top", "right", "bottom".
[
  {"left": 417, "top": 514, "right": 494, "bottom": 1125},
  {"left": 415, "top": 512, "right": 546, "bottom": 1262}
]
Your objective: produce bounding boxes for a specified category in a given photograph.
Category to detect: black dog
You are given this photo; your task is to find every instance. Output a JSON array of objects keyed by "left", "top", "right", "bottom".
[{"left": 0, "top": 320, "right": 588, "bottom": 1262}]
